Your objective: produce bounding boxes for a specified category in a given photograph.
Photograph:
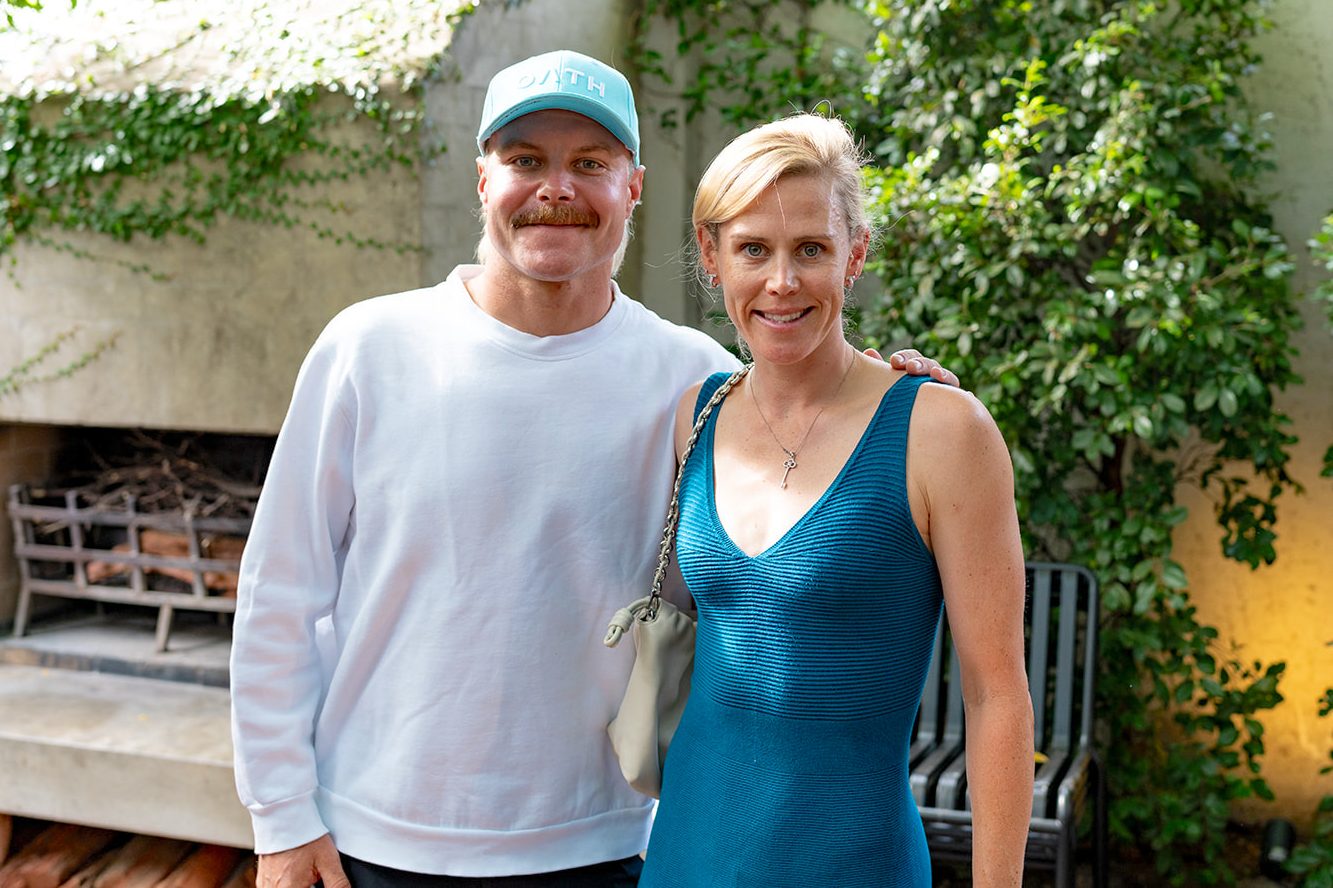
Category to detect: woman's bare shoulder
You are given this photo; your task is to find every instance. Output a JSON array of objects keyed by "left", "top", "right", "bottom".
[
  {"left": 912, "top": 380, "right": 999, "bottom": 439},
  {"left": 674, "top": 380, "right": 709, "bottom": 459}
]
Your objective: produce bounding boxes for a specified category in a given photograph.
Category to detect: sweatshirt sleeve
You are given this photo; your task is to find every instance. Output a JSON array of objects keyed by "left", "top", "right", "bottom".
[{"left": 229, "top": 326, "right": 356, "bottom": 853}]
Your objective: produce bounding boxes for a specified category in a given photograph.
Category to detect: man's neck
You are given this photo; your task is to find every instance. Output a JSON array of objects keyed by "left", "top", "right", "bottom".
[{"left": 466, "top": 264, "right": 616, "bottom": 337}]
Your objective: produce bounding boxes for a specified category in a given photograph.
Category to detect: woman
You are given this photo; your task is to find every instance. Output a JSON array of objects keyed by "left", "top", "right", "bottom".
[{"left": 638, "top": 114, "right": 1034, "bottom": 887}]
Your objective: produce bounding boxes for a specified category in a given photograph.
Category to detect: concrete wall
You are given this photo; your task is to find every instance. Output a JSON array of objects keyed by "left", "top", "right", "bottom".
[
  {"left": 0, "top": 424, "right": 61, "bottom": 624},
  {"left": 1173, "top": 0, "right": 1333, "bottom": 826},
  {"left": 0, "top": 111, "right": 424, "bottom": 435}
]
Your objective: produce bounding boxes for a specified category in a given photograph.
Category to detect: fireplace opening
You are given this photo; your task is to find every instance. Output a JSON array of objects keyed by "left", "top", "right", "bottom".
[{"left": 3, "top": 428, "right": 274, "bottom": 685}]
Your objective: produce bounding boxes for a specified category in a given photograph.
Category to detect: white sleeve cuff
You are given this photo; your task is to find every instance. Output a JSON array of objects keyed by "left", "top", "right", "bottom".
[{"left": 247, "top": 789, "right": 329, "bottom": 854}]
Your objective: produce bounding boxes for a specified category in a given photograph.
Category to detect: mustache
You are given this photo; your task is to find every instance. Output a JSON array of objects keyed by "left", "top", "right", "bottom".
[{"left": 510, "top": 206, "right": 599, "bottom": 228}]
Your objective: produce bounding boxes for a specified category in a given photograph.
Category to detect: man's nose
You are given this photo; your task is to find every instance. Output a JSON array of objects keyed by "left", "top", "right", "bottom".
[{"left": 537, "top": 169, "right": 575, "bottom": 202}]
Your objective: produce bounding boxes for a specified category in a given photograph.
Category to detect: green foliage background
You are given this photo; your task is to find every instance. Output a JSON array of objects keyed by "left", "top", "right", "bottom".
[{"left": 634, "top": 0, "right": 1329, "bottom": 883}]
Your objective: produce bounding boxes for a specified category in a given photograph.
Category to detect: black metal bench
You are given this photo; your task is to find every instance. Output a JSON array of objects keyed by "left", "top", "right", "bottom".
[{"left": 911, "top": 561, "right": 1108, "bottom": 887}]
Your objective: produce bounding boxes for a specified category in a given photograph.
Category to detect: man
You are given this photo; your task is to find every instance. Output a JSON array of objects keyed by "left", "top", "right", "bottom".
[{"left": 231, "top": 49, "right": 954, "bottom": 888}]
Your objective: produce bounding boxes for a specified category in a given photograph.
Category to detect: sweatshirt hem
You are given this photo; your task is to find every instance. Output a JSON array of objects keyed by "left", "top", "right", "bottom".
[{"left": 319, "top": 788, "right": 655, "bottom": 877}]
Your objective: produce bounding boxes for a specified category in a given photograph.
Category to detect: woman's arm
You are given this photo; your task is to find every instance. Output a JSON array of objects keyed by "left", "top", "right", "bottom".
[{"left": 911, "top": 385, "right": 1034, "bottom": 888}]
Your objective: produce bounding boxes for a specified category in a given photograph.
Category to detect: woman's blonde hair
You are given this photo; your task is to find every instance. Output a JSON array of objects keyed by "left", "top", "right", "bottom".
[{"left": 692, "top": 113, "right": 871, "bottom": 248}]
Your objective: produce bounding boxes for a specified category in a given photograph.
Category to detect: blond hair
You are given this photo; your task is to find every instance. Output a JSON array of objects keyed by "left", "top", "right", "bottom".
[{"left": 692, "top": 113, "right": 871, "bottom": 249}]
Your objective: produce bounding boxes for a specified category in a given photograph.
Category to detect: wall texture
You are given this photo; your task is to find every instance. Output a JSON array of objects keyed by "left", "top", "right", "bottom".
[
  {"left": 0, "top": 111, "right": 423, "bottom": 434},
  {"left": 1173, "top": 0, "right": 1333, "bottom": 825},
  {"left": 0, "top": 424, "right": 60, "bottom": 623}
]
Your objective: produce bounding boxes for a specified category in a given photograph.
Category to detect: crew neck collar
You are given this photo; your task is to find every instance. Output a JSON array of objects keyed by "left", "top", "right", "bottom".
[{"left": 447, "top": 265, "right": 630, "bottom": 361}]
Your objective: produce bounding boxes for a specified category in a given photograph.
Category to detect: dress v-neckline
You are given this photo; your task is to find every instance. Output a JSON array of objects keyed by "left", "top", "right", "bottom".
[{"left": 707, "top": 377, "right": 907, "bottom": 560}]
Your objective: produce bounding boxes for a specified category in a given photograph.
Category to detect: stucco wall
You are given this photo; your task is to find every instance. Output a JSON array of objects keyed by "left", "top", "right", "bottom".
[
  {"left": 0, "top": 0, "right": 779, "bottom": 436},
  {"left": 0, "top": 108, "right": 424, "bottom": 434},
  {"left": 0, "top": 424, "right": 60, "bottom": 624},
  {"left": 1173, "top": 0, "right": 1333, "bottom": 825}
]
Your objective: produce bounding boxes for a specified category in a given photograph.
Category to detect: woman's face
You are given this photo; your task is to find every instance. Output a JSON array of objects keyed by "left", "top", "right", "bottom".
[{"left": 700, "top": 173, "right": 867, "bottom": 367}]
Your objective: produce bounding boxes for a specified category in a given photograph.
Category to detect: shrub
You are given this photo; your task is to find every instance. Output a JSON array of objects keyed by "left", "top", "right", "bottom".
[
  {"left": 638, "top": 0, "right": 1314, "bottom": 883},
  {"left": 855, "top": 2, "right": 1298, "bottom": 883}
]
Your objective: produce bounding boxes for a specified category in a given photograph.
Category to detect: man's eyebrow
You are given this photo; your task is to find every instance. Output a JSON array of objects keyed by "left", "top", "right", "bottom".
[{"left": 494, "top": 138, "right": 543, "bottom": 152}]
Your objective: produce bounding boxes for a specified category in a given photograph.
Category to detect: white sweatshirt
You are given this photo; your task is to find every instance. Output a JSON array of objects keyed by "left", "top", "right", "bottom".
[{"left": 230, "top": 265, "right": 736, "bottom": 875}]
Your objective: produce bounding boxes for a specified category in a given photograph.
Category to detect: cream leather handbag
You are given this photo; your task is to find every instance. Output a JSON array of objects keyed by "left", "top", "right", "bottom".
[{"left": 603, "top": 365, "right": 750, "bottom": 798}]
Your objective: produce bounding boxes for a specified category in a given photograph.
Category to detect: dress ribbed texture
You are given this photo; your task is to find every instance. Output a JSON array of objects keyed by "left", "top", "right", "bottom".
[{"left": 639, "top": 372, "right": 942, "bottom": 887}]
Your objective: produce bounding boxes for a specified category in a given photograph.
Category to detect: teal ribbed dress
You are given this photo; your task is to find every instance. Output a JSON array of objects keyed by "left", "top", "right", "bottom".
[{"left": 639, "top": 372, "right": 942, "bottom": 887}]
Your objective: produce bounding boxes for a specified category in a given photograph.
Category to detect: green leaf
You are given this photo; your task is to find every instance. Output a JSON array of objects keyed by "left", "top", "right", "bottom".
[
  {"left": 1162, "top": 561, "right": 1188, "bottom": 590},
  {"left": 1161, "top": 393, "right": 1186, "bottom": 414}
]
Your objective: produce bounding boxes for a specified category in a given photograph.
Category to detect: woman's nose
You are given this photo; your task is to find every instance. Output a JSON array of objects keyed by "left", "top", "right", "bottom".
[{"left": 766, "top": 258, "right": 798, "bottom": 295}]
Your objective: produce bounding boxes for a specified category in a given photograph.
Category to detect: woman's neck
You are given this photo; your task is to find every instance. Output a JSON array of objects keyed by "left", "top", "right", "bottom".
[{"left": 749, "top": 338, "right": 858, "bottom": 414}]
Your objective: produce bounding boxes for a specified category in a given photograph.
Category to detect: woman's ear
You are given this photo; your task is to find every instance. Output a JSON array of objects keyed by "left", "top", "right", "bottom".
[
  {"left": 696, "top": 225, "right": 720, "bottom": 278},
  {"left": 847, "top": 226, "right": 870, "bottom": 278}
]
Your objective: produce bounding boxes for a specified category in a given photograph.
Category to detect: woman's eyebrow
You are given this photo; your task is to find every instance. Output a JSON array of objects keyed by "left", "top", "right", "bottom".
[{"left": 728, "top": 227, "right": 836, "bottom": 242}]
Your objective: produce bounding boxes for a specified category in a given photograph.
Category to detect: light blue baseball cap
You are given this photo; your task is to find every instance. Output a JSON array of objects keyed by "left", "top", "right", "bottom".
[{"left": 477, "top": 50, "right": 641, "bottom": 165}]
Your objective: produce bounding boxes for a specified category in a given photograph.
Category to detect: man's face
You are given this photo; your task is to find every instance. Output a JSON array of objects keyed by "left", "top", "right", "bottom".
[{"left": 477, "top": 109, "right": 643, "bottom": 284}]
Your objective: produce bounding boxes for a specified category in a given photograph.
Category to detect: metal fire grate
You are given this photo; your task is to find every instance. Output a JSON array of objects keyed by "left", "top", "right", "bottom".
[{"left": 7, "top": 484, "right": 251, "bottom": 652}]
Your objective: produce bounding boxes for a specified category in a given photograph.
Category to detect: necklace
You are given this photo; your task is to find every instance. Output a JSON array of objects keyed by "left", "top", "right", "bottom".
[{"left": 749, "top": 349, "right": 857, "bottom": 489}]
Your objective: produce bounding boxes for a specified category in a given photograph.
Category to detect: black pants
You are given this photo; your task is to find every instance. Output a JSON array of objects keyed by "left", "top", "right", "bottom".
[{"left": 339, "top": 854, "right": 643, "bottom": 888}]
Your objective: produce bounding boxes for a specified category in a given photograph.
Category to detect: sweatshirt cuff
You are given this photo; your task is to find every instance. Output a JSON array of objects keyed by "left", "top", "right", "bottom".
[{"left": 248, "top": 790, "right": 329, "bottom": 854}]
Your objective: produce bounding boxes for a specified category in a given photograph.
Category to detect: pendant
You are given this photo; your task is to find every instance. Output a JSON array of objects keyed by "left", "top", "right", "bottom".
[{"left": 780, "top": 455, "right": 797, "bottom": 489}]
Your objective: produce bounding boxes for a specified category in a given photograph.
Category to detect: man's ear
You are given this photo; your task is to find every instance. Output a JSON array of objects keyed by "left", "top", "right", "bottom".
[
  {"left": 476, "top": 156, "right": 488, "bottom": 205},
  {"left": 627, "top": 165, "right": 645, "bottom": 210}
]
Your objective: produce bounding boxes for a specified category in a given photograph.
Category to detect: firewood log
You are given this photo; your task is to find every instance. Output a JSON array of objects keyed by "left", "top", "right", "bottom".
[
  {"left": 84, "top": 530, "right": 244, "bottom": 595},
  {"left": 56, "top": 834, "right": 191, "bottom": 888},
  {"left": 216, "top": 856, "right": 255, "bottom": 888},
  {"left": 0, "top": 823, "right": 117, "bottom": 888},
  {"left": 150, "top": 845, "right": 243, "bottom": 888}
]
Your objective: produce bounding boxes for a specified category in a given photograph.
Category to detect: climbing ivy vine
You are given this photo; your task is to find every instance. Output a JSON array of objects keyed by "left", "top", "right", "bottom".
[
  {"left": 0, "top": 0, "right": 468, "bottom": 271},
  {"left": 2, "top": 0, "right": 71, "bottom": 28},
  {"left": 1, "top": 0, "right": 470, "bottom": 394}
]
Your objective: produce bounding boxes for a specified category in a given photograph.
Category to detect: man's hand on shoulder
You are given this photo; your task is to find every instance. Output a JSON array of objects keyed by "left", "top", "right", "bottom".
[
  {"left": 258, "top": 834, "right": 349, "bottom": 888},
  {"left": 864, "top": 347, "right": 961, "bottom": 388}
]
